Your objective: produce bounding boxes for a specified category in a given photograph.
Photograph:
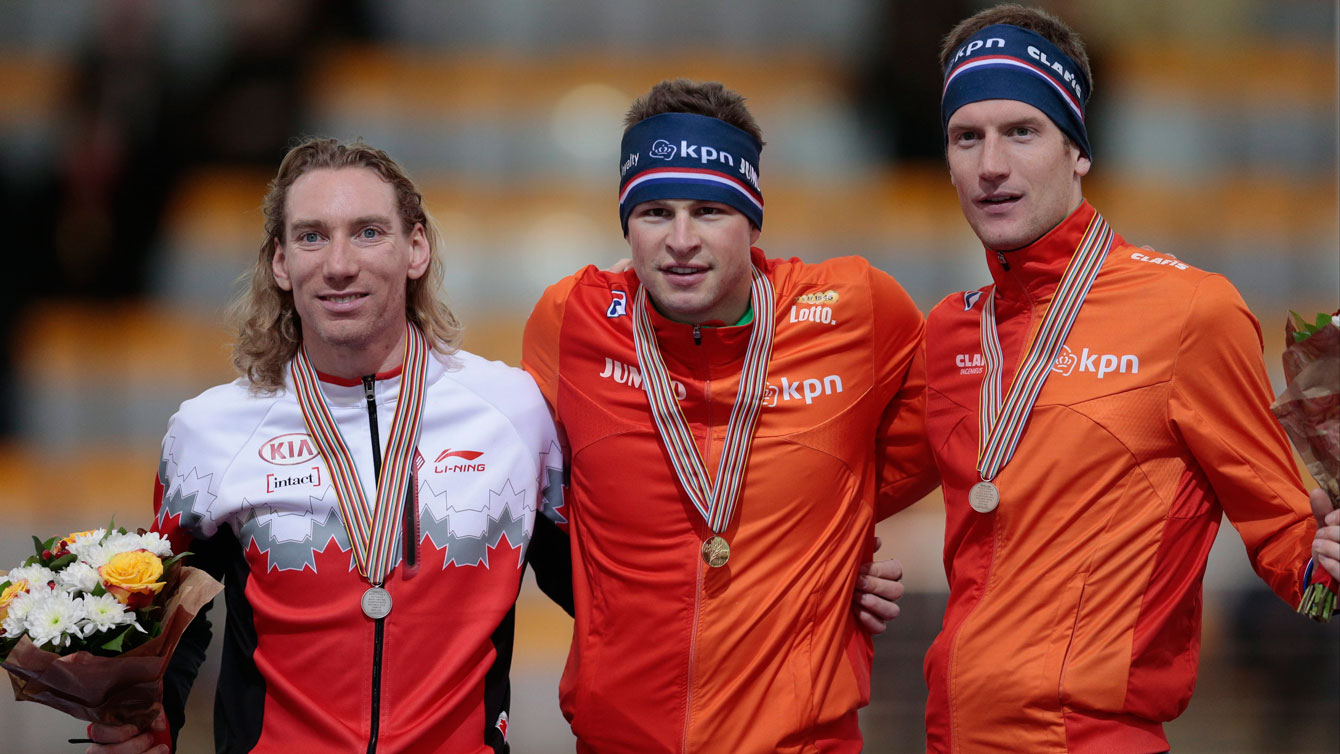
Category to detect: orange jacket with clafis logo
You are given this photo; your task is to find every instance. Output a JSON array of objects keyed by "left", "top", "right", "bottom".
[
  {"left": 523, "top": 249, "right": 937, "bottom": 753},
  {"left": 923, "top": 202, "right": 1316, "bottom": 754}
]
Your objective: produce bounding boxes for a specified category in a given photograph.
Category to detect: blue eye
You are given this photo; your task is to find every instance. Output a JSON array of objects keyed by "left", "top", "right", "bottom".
[
  {"left": 300, "top": 231, "right": 320, "bottom": 243},
  {"left": 361, "top": 227, "right": 379, "bottom": 239}
]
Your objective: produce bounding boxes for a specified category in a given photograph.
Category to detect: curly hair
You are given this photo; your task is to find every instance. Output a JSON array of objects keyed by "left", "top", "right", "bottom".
[{"left": 227, "top": 137, "right": 462, "bottom": 394}]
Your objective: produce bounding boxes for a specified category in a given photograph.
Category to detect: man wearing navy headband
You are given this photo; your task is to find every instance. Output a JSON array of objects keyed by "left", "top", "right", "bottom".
[
  {"left": 523, "top": 79, "right": 938, "bottom": 752},
  {"left": 923, "top": 5, "right": 1338, "bottom": 752}
]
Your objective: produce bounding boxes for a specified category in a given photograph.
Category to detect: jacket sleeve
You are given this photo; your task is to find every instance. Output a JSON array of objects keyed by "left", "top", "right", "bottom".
[
  {"left": 868, "top": 265, "right": 941, "bottom": 520},
  {"left": 1168, "top": 273, "right": 1314, "bottom": 605},
  {"left": 150, "top": 445, "right": 213, "bottom": 748},
  {"left": 522, "top": 274, "right": 581, "bottom": 613}
]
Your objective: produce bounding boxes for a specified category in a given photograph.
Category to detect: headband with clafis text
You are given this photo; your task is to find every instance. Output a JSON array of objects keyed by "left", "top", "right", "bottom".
[{"left": 941, "top": 23, "right": 1092, "bottom": 158}]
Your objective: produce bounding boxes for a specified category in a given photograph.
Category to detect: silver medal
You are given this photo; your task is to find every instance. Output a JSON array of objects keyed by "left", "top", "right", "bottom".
[
  {"left": 361, "top": 586, "right": 393, "bottom": 619},
  {"left": 968, "top": 481, "right": 1000, "bottom": 513}
]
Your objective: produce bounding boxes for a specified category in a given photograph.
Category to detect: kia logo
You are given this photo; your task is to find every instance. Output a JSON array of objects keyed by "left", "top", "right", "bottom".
[{"left": 259, "top": 433, "right": 319, "bottom": 466}]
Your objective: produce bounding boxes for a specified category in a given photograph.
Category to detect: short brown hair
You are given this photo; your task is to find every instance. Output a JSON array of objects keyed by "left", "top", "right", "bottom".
[
  {"left": 229, "top": 137, "right": 462, "bottom": 394},
  {"left": 939, "top": 3, "right": 1092, "bottom": 92},
  {"left": 624, "top": 79, "right": 765, "bottom": 146}
]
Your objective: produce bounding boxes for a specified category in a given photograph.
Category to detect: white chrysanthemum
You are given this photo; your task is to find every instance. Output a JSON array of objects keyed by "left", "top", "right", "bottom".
[
  {"left": 99, "top": 531, "right": 141, "bottom": 555},
  {"left": 5, "top": 565, "right": 56, "bottom": 588},
  {"left": 77, "top": 543, "right": 114, "bottom": 569},
  {"left": 56, "top": 562, "right": 101, "bottom": 594},
  {"left": 2, "top": 591, "right": 36, "bottom": 637},
  {"left": 80, "top": 593, "right": 139, "bottom": 636},
  {"left": 65, "top": 529, "right": 109, "bottom": 559},
  {"left": 23, "top": 590, "right": 85, "bottom": 649},
  {"left": 130, "top": 532, "right": 173, "bottom": 558}
]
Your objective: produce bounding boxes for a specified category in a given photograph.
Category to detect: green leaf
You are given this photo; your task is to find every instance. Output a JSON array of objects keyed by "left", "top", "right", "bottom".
[
  {"left": 30, "top": 535, "right": 43, "bottom": 557},
  {"left": 91, "top": 582, "right": 107, "bottom": 597},
  {"left": 162, "top": 552, "right": 189, "bottom": 570},
  {"left": 0, "top": 580, "right": 9, "bottom": 592},
  {"left": 99, "top": 625, "right": 134, "bottom": 653},
  {"left": 22, "top": 555, "right": 39, "bottom": 568},
  {"left": 1315, "top": 312, "right": 1331, "bottom": 330},
  {"left": 46, "top": 553, "right": 76, "bottom": 571},
  {"left": 40, "top": 536, "right": 58, "bottom": 551}
]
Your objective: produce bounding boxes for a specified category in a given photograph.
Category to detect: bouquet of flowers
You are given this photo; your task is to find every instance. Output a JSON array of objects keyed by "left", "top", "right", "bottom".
[
  {"left": 1, "top": 524, "right": 221, "bottom": 727},
  {"left": 1270, "top": 311, "right": 1339, "bottom": 622}
]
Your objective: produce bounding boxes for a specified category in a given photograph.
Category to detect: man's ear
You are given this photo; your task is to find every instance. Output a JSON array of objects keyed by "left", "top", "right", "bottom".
[
  {"left": 1075, "top": 152, "right": 1092, "bottom": 179},
  {"left": 749, "top": 226, "right": 761, "bottom": 246},
  {"left": 271, "top": 239, "right": 293, "bottom": 291},
  {"left": 406, "top": 223, "right": 430, "bottom": 280}
]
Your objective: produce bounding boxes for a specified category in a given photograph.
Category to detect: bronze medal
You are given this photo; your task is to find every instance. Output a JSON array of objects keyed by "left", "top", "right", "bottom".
[{"left": 701, "top": 535, "right": 731, "bottom": 568}]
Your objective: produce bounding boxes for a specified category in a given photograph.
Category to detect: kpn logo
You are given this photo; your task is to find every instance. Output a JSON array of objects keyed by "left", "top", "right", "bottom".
[{"left": 1052, "top": 344, "right": 1139, "bottom": 379}]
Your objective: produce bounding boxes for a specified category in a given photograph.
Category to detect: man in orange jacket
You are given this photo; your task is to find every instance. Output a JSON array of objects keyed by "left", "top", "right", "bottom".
[
  {"left": 923, "top": 5, "right": 1340, "bottom": 752},
  {"left": 523, "top": 79, "right": 939, "bottom": 752}
]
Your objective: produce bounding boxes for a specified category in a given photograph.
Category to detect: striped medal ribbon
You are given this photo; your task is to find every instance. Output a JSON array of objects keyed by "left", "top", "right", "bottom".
[
  {"left": 971, "top": 213, "right": 1114, "bottom": 513},
  {"left": 289, "top": 322, "right": 429, "bottom": 591},
  {"left": 631, "top": 266, "right": 775, "bottom": 567}
]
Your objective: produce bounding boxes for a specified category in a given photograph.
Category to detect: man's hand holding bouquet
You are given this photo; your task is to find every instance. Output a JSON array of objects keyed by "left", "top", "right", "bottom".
[{"left": 1, "top": 523, "right": 220, "bottom": 749}]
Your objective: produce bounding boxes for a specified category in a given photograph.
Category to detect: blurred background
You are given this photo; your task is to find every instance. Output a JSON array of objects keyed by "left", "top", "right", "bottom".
[{"left": 1, "top": 0, "right": 1336, "bottom": 751}]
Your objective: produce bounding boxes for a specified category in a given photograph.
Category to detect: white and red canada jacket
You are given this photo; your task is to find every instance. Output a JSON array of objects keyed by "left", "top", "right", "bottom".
[{"left": 153, "top": 348, "right": 569, "bottom": 754}]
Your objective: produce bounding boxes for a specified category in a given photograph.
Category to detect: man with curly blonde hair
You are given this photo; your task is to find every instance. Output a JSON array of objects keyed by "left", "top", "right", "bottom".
[{"left": 92, "top": 137, "right": 571, "bottom": 754}]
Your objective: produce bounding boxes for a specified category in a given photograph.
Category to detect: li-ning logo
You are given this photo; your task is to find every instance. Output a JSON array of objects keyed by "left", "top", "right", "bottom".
[
  {"left": 1052, "top": 344, "right": 1140, "bottom": 379},
  {"left": 607, "top": 290, "right": 628, "bottom": 318},
  {"left": 963, "top": 291, "right": 983, "bottom": 311},
  {"left": 259, "top": 434, "right": 318, "bottom": 466},
  {"left": 599, "top": 357, "right": 687, "bottom": 400},
  {"left": 956, "top": 353, "right": 984, "bottom": 375},
  {"left": 650, "top": 139, "right": 676, "bottom": 159},
  {"left": 762, "top": 374, "right": 844, "bottom": 407},
  {"left": 435, "top": 449, "right": 485, "bottom": 473}
]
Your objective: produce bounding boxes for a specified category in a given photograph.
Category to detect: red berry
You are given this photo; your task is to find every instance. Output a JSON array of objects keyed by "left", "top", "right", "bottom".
[{"left": 41, "top": 549, "right": 52, "bottom": 560}]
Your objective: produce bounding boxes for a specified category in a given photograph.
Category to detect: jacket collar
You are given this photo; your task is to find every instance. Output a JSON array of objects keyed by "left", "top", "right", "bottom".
[
  {"left": 640, "top": 247, "right": 767, "bottom": 373},
  {"left": 985, "top": 200, "right": 1100, "bottom": 308}
]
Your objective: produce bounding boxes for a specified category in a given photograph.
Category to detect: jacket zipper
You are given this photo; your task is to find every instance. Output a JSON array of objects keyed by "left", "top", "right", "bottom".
[
  {"left": 362, "top": 375, "right": 385, "bottom": 754},
  {"left": 681, "top": 330, "right": 709, "bottom": 752}
]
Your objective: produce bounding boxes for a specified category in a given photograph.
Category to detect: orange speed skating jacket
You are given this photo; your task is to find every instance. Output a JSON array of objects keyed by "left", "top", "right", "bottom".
[
  {"left": 923, "top": 202, "right": 1316, "bottom": 753},
  {"left": 523, "top": 250, "right": 937, "bottom": 753}
]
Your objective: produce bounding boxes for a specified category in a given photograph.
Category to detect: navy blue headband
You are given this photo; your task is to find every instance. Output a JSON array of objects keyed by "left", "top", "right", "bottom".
[
  {"left": 618, "top": 112, "right": 764, "bottom": 234},
  {"left": 941, "top": 23, "right": 1092, "bottom": 158}
]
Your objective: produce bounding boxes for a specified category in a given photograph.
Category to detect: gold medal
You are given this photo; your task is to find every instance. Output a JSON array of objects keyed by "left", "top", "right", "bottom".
[
  {"left": 361, "top": 586, "right": 393, "bottom": 619},
  {"left": 968, "top": 481, "right": 1000, "bottom": 513},
  {"left": 701, "top": 535, "right": 730, "bottom": 568}
]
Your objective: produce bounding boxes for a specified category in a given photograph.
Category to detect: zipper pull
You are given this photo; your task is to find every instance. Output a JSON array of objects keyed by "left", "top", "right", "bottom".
[
  {"left": 362, "top": 374, "right": 376, "bottom": 405},
  {"left": 693, "top": 324, "right": 702, "bottom": 346},
  {"left": 995, "top": 250, "right": 1010, "bottom": 271}
]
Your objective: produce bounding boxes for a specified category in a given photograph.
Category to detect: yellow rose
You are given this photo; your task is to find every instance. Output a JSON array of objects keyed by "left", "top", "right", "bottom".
[
  {"left": 99, "top": 550, "right": 166, "bottom": 609},
  {"left": 0, "top": 579, "right": 29, "bottom": 621}
]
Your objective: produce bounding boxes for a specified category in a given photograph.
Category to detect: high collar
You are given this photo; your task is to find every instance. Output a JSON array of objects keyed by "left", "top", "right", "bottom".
[
  {"left": 985, "top": 201, "right": 1100, "bottom": 307},
  {"left": 639, "top": 247, "right": 767, "bottom": 374},
  {"left": 286, "top": 353, "right": 445, "bottom": 409}
]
